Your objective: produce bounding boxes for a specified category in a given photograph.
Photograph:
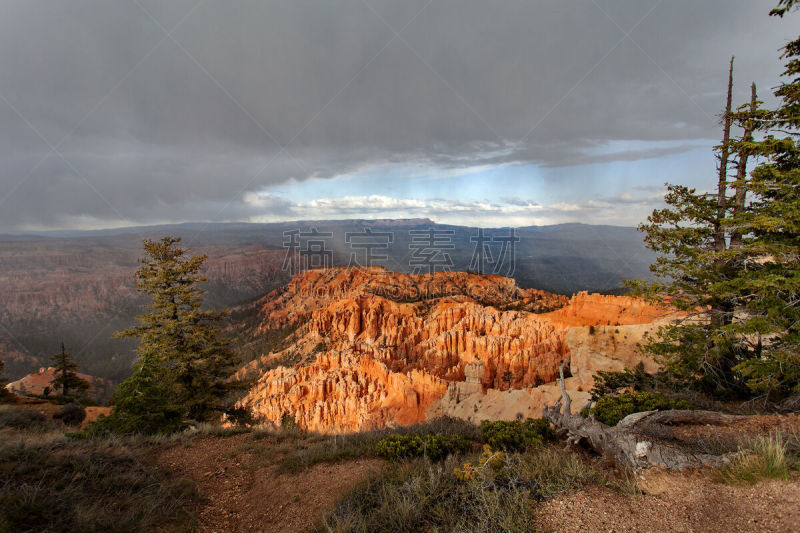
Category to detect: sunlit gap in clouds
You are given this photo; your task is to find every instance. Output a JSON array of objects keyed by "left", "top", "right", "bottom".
[{"left": 241, "top": 139, "right": 715, "bottom": 228}]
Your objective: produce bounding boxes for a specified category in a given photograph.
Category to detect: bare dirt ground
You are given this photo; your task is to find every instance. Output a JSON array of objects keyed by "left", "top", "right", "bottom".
[
  {"left": 538, "top": 414, "right": 800, "bottom": 533},
  {"left": 538, "top": 469, "right": 800, "bottom": 533},
  {"left": 670, "top": 413, "right": 800, "bottom": 444},
  {"left": 152, "top": 433, "right": 382, "bottom": 532},
  {"left": 13, "top": 395, "right": 113, "bottom": 427}
]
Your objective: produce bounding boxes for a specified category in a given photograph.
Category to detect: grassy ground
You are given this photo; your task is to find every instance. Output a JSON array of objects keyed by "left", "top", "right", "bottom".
[
  {"left": 0, "top": 404, "right": 200, "bottom": 533},
  {"left": 718, "top": 431, "right": 800, "bottom": 484},
  {"left": 317, "top": 445, "right": 636, "bottom": 533},
  {"left": 4, "top": 401, "right": 799, "bottom": 532}
]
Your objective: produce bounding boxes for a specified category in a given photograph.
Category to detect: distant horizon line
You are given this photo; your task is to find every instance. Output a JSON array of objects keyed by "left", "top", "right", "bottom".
[{"left": 0, "top": 218, "right": 638, "bottom": 238}]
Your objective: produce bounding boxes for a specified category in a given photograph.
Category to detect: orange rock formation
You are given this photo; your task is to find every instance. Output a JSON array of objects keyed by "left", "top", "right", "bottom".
[
  {"left": 6, "top": 366, "right": 113, "bottom": 402},
  {"left": 238, "top": 268, "right": 668, "bottom": 433},
  {"left": 540, "top": 291, "right": 673, "bottom": 328}
]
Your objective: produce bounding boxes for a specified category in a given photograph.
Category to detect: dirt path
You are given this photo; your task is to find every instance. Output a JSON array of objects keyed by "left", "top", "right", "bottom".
[
  {"left": 153, "top": 434, "right": 382, "bottom": 532},
  {"left": 538, "top": 469, "right": 800, "bottom": 532}
]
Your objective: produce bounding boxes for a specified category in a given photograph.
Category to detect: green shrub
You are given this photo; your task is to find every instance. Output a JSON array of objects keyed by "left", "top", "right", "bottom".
[
  {"left": 375, "top": 433, "right": 471, "bottom": 461},
  {"left": 53, "top": 403, "right": 86, "bottom": 426},
  {"left": 322, "top": 457, "right": 537, "bottom": 533},
  {"left": 277, "top": 416, "right": 479, "bottom": 474},
  {"left": 590, "top": 362, "right": 663, "bottom": 401},
  {"left": 590, "top": 391, "right": 691, "bottom": 426},
  {"left": 80, "top": 406, "right": 185, "bottom": 437},
  {"left": 479, "top": 418, "right": 555, "bottom": 452},
  {"left": 224, "top": 406, "right": 254, "bottom": 427},
  {"left": 322, "top": 445, "right": 616, "bottom": 533}
]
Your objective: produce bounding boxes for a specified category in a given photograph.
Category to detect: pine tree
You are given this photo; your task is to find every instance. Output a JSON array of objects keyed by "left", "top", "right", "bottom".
[
  {"left": 727, "top": 1, "right": 800, "bottom": 397},
  {"left": 113, "top": 236, "right": 238, "bottom": 424},
  {"left": 0, "top": 359, "right": 12, "bottom": 402},
  {"left": 629, "top": 3, "right": 800, "bottom": 401},
  {"left": 50, "top": 342, "right": 90, "bottom": 398}
]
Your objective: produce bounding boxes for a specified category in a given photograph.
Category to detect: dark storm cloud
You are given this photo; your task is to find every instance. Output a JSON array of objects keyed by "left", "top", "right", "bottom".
[{"left": 0, "top": 0, "right": 793, "bottom": 230}]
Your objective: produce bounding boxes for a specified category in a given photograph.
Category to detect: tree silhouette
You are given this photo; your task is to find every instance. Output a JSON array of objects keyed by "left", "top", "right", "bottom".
[{"left": 51, "top": 342, "right": 89, "bottom": 398}]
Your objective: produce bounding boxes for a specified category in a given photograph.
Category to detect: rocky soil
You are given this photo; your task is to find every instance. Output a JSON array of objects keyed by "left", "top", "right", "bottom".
[
  {"left": 538, "top": 470, "right": 800, "bottom": 532},
  {"left": 153, "top": 433, "right": 382, "bottom": 533},
  {"left": 147, "top": 418, "right": 800, "bottom": 532}
]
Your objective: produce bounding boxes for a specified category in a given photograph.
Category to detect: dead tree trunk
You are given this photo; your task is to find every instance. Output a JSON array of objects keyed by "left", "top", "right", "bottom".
[
  {"left": 730, "top": 83, "right": 758, "bottom": 248},
  {"left": 713, "top": 56, "right": 735, "bottom": 254},
  {"left": 542, "top": 361, "right": 743, "bottom": 470}
]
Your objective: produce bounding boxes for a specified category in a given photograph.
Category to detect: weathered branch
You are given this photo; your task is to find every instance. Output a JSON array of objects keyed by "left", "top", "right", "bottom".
[
  {"left": 543, "top": 363, "right": 733, "bottom": 470},
  {"left": 619, "top": 409, "right": 746, "bottom": 429}
]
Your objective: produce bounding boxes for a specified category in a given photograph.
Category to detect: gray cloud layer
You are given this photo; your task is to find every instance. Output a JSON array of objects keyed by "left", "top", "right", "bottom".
[{"left": 0, "top": 0, "right": 793, "bottom": 230}]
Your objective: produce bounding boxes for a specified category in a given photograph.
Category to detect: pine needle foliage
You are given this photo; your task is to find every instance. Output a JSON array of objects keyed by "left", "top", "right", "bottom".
[
  {"left": 91, "top": 236, "right": 238, "bottom": 434},
  {"left": 50, "top": 342, "right": 90, "bottom": 398},
  {"left": 0, "top": 360, "right": 12, "bottom": 402},
  {"left": 628, "top": 5, "right": 800, "bottom": 401}
]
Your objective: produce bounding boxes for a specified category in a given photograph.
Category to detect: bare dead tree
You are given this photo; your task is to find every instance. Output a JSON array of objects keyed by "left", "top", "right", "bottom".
[
  {"left": 730, "top": 83, "right": 759, "bottom": 248},
  {"left": 543, "top": 360, "right": 745, "bottom": 469},
  {"left": 713, "top": 57, "right": 735, "bottom": 254}
]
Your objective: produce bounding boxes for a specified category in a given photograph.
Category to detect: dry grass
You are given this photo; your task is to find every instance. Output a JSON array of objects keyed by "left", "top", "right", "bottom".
[
  {"left": 0, "top": 405, "right": 201, "bottom": 533},
  {"left": 718, "top": 433, "right": 794, "bottom": 484},
  {"left": 0, "top": 404, "right": 58, "bottom": 432},
  {"left": 319, "top": 444, "right": 628, "bottom": 533}
]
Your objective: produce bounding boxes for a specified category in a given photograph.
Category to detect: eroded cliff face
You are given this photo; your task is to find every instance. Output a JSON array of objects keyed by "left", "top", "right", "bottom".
[
  {"left": 540, "top": 291, "right": 672, "bottom": 328},
  {"left": 239, "top": 349, "right": 448, "bottom": 433},
  {"left": 254, "top": 267, "right": 567, "bottom": 331},
  {"left": 238, "top": 268, "right": 668, "bottom": 433}
]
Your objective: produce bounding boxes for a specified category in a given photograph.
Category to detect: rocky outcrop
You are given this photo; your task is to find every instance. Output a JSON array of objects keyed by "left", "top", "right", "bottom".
[
  {"left": 239, "top": 348, "right": 448, "bottom": 433},
  {"left": 6, "top": 366, "right": 114, "bottom": 402},
  {"left": 239, "top": 268, "right": 671, "bottom": 433},
  {"left": 566, "top": 322, "right": 665, "bottom": 390},
  {"left": 427, "top": 321, "right": 663, "bottom": 423},
  {"left": 255, "top": 267, "right": 568, "bottom": 332},
  {"left": 306, "top": 295, "right": 569, "bottom": 388},
  {"left": 540, "top": 291, "right": 673, "bottom": 328},
  {"left": 426, "top": 380, "right": 593, "bottom": 424}
]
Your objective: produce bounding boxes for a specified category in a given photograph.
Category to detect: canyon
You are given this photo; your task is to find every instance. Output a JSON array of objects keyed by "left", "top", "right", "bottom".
[
  {"left": 0, "top": 239, "right": 288, "bottom": 380},
  {"left": 0, "top": 220, "right": 655, "bottom": 381},
  {"left": 237, "top": 267, "right": 675, "bottom": 433}
]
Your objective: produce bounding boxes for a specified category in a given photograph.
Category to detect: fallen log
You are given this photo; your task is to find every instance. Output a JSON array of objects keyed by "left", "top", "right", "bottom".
[{"left": 542, "top": 360, "right": 736, "bottom": 469}]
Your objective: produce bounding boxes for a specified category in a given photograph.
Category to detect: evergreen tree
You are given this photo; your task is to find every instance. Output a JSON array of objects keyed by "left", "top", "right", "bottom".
[
  {"left": 88, "top": 349, "right": 186, "bottom": 435},
  {"left": 729, "top": 1, "right": 800, "bottom": 397},
  {"left": 113, "top": 236, "right": 238, "bottom": 424},
  {"left": 629, "top": 3, "right": 800, "bottom": 400},
  {"left": 0, "top": 359, "right": 12, "bottom": 402},
  {"left": 50, "top": 342, "right": 90, "bottom": 398}
]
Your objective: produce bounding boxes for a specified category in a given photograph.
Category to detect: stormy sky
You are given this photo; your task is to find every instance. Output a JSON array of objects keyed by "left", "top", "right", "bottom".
[{"left": 0, "top": 0, "right": 794, "bottom": 231}]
